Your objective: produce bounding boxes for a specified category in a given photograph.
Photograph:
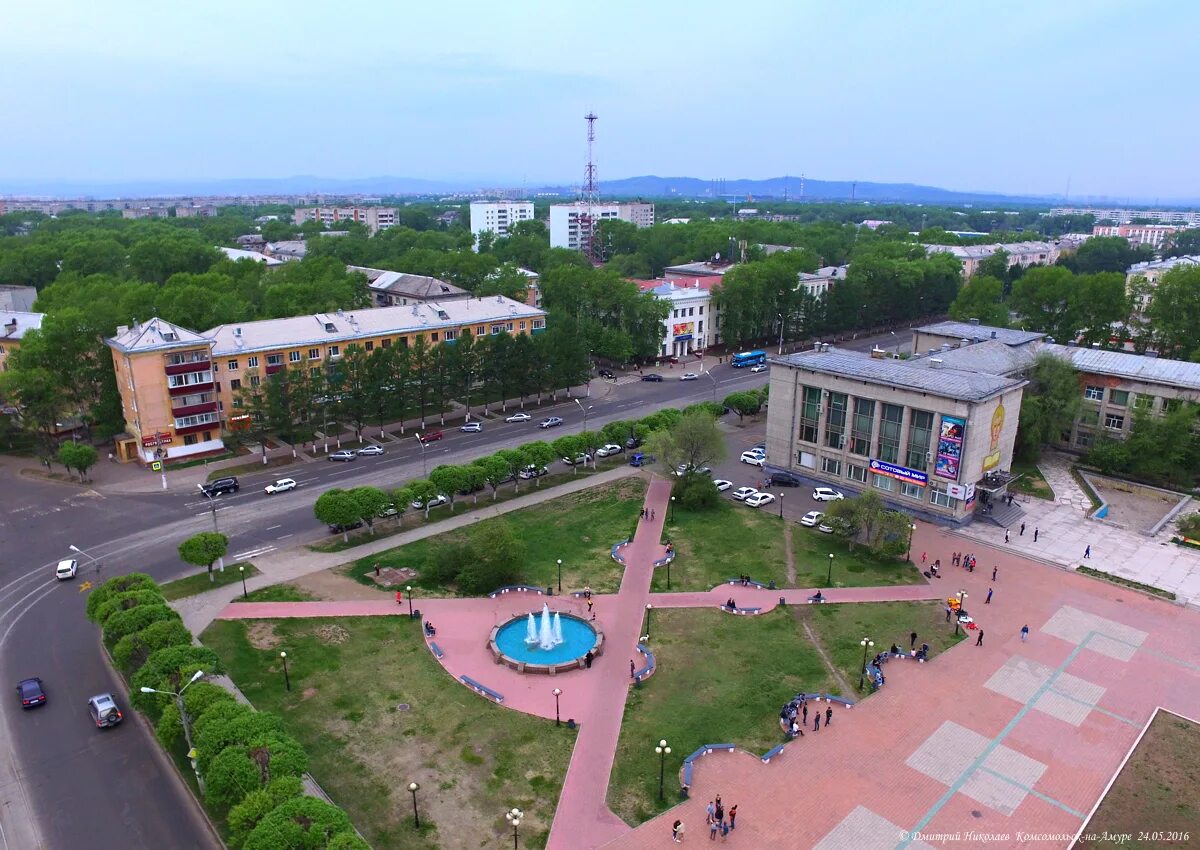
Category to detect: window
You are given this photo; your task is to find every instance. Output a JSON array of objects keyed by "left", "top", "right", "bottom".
[
  {"left": 799, "top": 386, "right": 821, "bottom": 443},
  {"left": 850, "top": 398, "right": 875, "bottom": 457},
  {"left": 905, "top": 409, "right": 934, "bottom": 471},
  {"left": 329, "top": 345, "right": 340, "bottom": 358},
  {"left": 533, "top": 319, "right": 545, "bottom": 329},
  {"left": 476, "top": 325, "right": 485, "bottom": 335},
  {"left": 878, "top": 403, "right": 904, "bottom": 464},
  {"left": 929, "top": 484, "right": 958, "bottom": 509},
  {"left": 247, "top": 356, "right": 259, "bottom": 368},
  {"left": 308, "top": 348, "right": 320, "bottom": 360},
  {"left": 872, "top": 473, "right": 895, "bottom": 492},
  {"left": 1079, "top": 408, "right": 1099, "bottom": 426},
  {"left": 698, "top": 320, "right": 704, "bottom": 333},
  {"left": 167, "top": 370, "right": 213, "bottom": 388},
  {"left": 174, "top": 412, "right": 218, "bottom": 429},
  {"left": 309, "top": 367, "right": 320, "bottom": 378},
  {"left": 430, "top": 332, "right": 439, "bottom": 342},
  {"left": 491, "top": 324, "right": 504, "bottom": 335},
  {"left": 365, "top": 340, "right": 375, "bottom": 351},
  {"left": 230, "top": 379, "right": 241, "bottom": 391},
  {"left": 1083, "top": 385, "right": 1103, "bottom": 401},
  {"left": 825, "top": 392, "right": 848, "bottom": 450},
  {"left": 232, "top": 397, "right": 243, "bottom": 408},
  {"left": 1109, "top": 389, "right": 1129, "bottom": 406},
  {"left": 699, "top": 306, "right": 704, "bottom": 315},
  {"left": 900, "top": 482, "right": 923, "bottom": 500},
  {"left": 1074, "top": 429, "right": 1093, "bottom": 448},
  {"left": 1104, "top": 413, "right": 1125, "bottom": 430},
  {"left": 518, "top": 321, "right": 526, "bottom": 330},
  {"left": 444, "top": 329, "right": 457, "bottom": 341},
  {"left": 249, "top": 375, "right": 260, "bottom": 388},
  {"left": 822, "top": 457, "right": 842, "bottom": 476},
  {"left": 184, "top": 434, "right": 198, "bottom": 446},
  {"left": 381, "top": 338, "right": 392, "bottom": 348},
  {"left": 1133, "top": 394, "right": 1154, "bottom": 411},
  {"left": 266, "top": 354, "right": 283, "bottom": 366},
  {"left": 847, "top": 464, "right": 867, "bottom": 483},
  {"left": 289, "top": 350, "right": 301, "bottom": 362},
  {"left": 227, "top": 359, "right": 239, "bottom": 371}
]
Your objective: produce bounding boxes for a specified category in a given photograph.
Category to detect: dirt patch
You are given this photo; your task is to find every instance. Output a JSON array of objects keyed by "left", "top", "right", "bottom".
[
  {"left": 368, "top": 566, "right": 419, "bottom": 588},
  {"left": 1088, "top": 474, "right": 1185, "bottom": 534},
  {"left": 1079, "top": 709, "right": 1199, "bottom": 846},
  {"left": 291, "top": 567, "right": 392, "bottom": 600},
  {"left": 783, "top": 524, "right": 797, "bottom": 584},
  {"left": 792, "top": 607, "right": 855, "bottom": 695},
  {"left": 301, "top": 687, "right": 319, "bottom": 700},
  {"left": 316, "top": 624, "right": 350, "bottom": 645},
  {"left": 246, "top": 621, "right": 280, "bottom": 650}
]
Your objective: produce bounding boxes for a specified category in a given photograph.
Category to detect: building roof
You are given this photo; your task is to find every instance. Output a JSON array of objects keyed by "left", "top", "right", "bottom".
[
  {"left": 0, "top": 310, "right": 44, "bottom": 341},
  {"left": 772, "top": 346, "right": 1026, "bottom": 403},
  {"left": 205, "top": 296, "right": 545, "bottom": 357},
  {"left": 350, "top": 266, "right": 469, "bottom": 300},
  {"left": 797, "top": 265, "right": 847, "bottom": 282},
  {"left": 107, "top": 318, "right": 212, "bottom": 354},
  {"left": 909, "top": 339, "right": 1036, "bottom": 377},
  {"left": 0, "top": 285, "right": 38, "bottom": 312},
  {"left": 266, "top": 240, "right": 307, "bottom": 258},
  {"left": 1127, "top": 255, "right": 1200, "bottom": 275},
  {"left": 1041, "top": 344, "right": 1200, "bottom": 392},
  {"left": 914, "top": 321, "right": 1045, "bottom": 348},
  {"left": 632, "top": 277, "right": 719, "bottom": 295},
  {"left": 218, "top": 246, "right": 283, "bottom": 266},
  {"left": 663, "top": 261, "right": 738, "bottom": 278}
]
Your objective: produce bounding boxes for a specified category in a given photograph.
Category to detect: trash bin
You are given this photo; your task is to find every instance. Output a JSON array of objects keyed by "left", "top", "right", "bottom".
[
  {"left": 779, "top": 596, "right": 786, "bottom": 606},
  {"left": 566, "top": 719, "right": 576, "bottom": 730},
  {"left": 412, "top": 609, "right": 421, "bottom": 621}
]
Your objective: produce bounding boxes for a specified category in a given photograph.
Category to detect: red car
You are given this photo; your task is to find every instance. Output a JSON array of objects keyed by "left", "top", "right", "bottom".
[{"left": 418, "top": 430, "right": 443, "bottom": 443}]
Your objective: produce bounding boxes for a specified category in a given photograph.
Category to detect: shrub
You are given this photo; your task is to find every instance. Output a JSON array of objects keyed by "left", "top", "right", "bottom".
[
  {"left": 113, "top": 618, "right": 192, "bottom": 674},
  {"left": 102, "top": 604, "right": 180, "bottom": 649},
  {"left": 194, "top": 703, "right": 286, "bottom": 772},
  {"left": 130, "top": 645, "right": 224, "bottom": 719},
  {"left": 92, "top": 589, "right": 169, "bottom": 629},
  {"left": 206, "top": 736, "right": 307, "bottom": 812},
  {"left": 155, "top": 682, "right": 237, "bottom": 749},
  {"left": 242, "top": 797, "right": 355, "bottom": 850},
  {"left": 85, "top": 573, "right": 157, "bottom": 622},
  {"left": 1177, "top": 513, "right": 1200, "bottom": 539},
  {"left": 673, "top": 475, "right": 719, "bottom": 510},
  {"left": 228, "top": 776, "right": 304, "bottom": 849}
]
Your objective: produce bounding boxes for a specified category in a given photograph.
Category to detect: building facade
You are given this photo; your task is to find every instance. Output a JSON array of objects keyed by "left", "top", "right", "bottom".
[
  {"left": 924, "top": 241, "right": 1069, "bottom": 278},
  {"left": 469, "top": 201, "right": 534, "bottom": 246},
  {"left": 635, "top": 279, "right": 722, "bottom": 358},
  {"left": 293, "top": 206, "right": 399, "bottom": 235},
  {"left": 0, "top": 310, "right": 45, "bottom": 372},
  {"left": 1092, "top": 223, "right": 1182, "bottom": 249},
  {"left": 549, "top": 202, "right": 655, "bottom": 251},
  {"left": 765, "top": 344, "right": 1026, "bottom": 524},
  {"left": 1050, "top": 207, "right": 1200, "bottom": 226}
]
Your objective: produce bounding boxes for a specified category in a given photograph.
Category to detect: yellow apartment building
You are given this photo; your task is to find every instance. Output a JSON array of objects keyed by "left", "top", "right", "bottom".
[{"left": 106, "top": 296, "right": 547, "bottom": 464}]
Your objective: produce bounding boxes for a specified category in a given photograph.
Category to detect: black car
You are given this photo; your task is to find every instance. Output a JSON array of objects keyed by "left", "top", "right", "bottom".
[
  {"left": 202, "top": 476, "right": 240, "bottom": 496},
  {"left": 769, "top": 470, "right": 803, "bottom": 487},
  {"left": 641, "top": 373, "right": 664, "bottom": 382},
  {"left": 17, "top": 677, "right": 46, "bottom": 708},
  {"left": 625, "top": 436, "right": 643, "bottom": 449},
  {"left": 598, "top": 368, "right": 616, "bottom": 380},
  {"left": 328, "top": 519, "right": 365, "bottom": 534}
]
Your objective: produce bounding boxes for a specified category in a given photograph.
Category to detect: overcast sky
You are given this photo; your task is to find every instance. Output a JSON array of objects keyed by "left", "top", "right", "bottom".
[{"left": 3, "top": 0, "right": 1197, "bottom": 199}]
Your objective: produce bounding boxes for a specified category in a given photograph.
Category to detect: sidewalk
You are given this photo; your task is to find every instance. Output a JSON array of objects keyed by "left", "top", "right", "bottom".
[{"left": 172, "top": 465, "right": 638, "bottom": 634}]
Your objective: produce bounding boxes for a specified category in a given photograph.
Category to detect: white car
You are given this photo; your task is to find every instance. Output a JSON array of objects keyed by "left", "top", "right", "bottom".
[
  {"left": 518, "top": 465, "right": 549, "bottom": 479},
  {"left": 505, "top": 413, "right": 532, "bottom": 423},
  {"left": 410, "top": 493, "right": 450, "bottom": 510},
  {"left": 731, "top": 486, "right": 759, "bottom": 502},
  {"left": 818, "top": 522, "right": 836, "bottom": 534},
  {"left": 595, "top": 444, "right": 623, "bottom": 458},
  {"left": 264, "top": 478, "right": 297, "bottom": 495},
  {"left": 744, "top": 492, "right": 776, "bottom": 508},
  {"left": 460, "top": 422, "right": 483, "bottom": 433},
  {"left": 713, "top": 479, "right": 733, "bottom": 492},
  {"left": 800, "top": 510, "right": 823, "bottom": 527},
  {"left": 680, "top": 372, "right": 699, "bottom": 381},
  {"left": 356, "top": 445, "right": 384, "bottom": 456},
  {"left": 539, "top": 417, "right": 564, "bottom": 429},
  {"left": 675, "top": 463, "right": 712, "bottom": 477},
  {"left": 750, "top": 364, "right": 768, "bottom": 373},
  {"left": 740, "top": 450, "right": 766, "bottom": 466},
  {"left": 813, "top": 487, "right": 845, "bottom": 502},
  {"left": 562, "top": 453, "right": 593, "bottom": 466},
  {"left": 55, "top": 559, "right": 78, "bottom": 580}
]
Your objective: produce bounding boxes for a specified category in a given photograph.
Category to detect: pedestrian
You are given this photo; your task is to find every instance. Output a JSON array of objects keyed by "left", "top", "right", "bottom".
[
  {"left": 721, "top": 821, "right": 729, "bottom": 841},
  {"left": 584, "top": 585, "right": 592, "bottom": 599},
  {"left": 715, "top": 794, "right": 722, "bottom": 812},
  {"left": 715, "top": 801, "right": 724, "bottom": 825},
  {"left": 585, "top": 650, "right": 594, "bottom": 669},
  {"left": 673, "top": 819, "right": 684, "bottom": 843},
  {"left": 652, "top": 508, "right": 656, "bottom": 521},
  {"left": 992, "top": 566, "right": 997, "bottom": 581},
  {"left": 1084, "top": 545, "right": 1091, "bottom": 559},
  {"left": 976, "top": 630, "right": 984, "bottom": 646},
  {"left": 921, "top": 552, "right": 927, "bottom": 564},
  {"left": 729, "top": 805, "right": 737, "bottom": 830},
  {"left": 910, "top": 631, "right": 918, "bottom": 649},
  {"left": 374, "top": 562, "right": 381, "bottom": 577},
  {"left": 709, "top": 818, "right": 719, "bottom": 841},
  {"left": 1021, "top": 624, "right": 1029, "bottom": 642},
  {"left": 1020, "top": 522, "right": 1026, "bottom": 536},
  {"left": 985, "top": 588, "right": 993, "bottom": 604},
  {"left": 946, "top": 606, "right": 952, "bottom": 622},
  {"left": 825, "top": 706, "right": 833, "bottom": 727},
  {"left": 587, "top": 599, "right": 594, "bottom": 613},
  {"left": 802, "top": 702, "right": 808, "bottom": 724},
  {"left": 1034, "top": 527, "right": 1039, "bottom": 543},
  {"left": 706, "top": 801, "right": 715, "bottom": 822},
  {"left": 630, "top": 659, "right": 635, "bottom": 678},
  {"left": 1005, "top": 529, "right": 1010, "bottom": 543},
  {"left": 814, "top": 712, "right": 821, "bottom": 731},
  {"left": 968, "top": 558, "right": 975, "bottom": 573}
]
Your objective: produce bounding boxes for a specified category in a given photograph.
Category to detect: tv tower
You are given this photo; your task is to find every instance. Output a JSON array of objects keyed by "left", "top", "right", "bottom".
[
  {"left": 579, "top": 112, "right": 601, "bottom": 263},
  {"left": 583, "top": 111, "right": 599, "bottom": 202}
]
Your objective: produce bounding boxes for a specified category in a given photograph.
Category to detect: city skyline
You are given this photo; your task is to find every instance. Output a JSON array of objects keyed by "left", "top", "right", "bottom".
[{"left": 3, "top": 0, "right": 1198, "bottom": 200}]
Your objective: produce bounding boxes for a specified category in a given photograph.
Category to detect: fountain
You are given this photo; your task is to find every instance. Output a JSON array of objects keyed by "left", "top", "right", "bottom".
[
  {"left": 491, "top": 603, "right": 603, "bottom": 673},
  {"left": 525, "top": 603, "right": 564, "bottom": 650}
]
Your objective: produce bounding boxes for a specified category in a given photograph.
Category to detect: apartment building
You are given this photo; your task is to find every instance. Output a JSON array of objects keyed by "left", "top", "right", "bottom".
[
  {"left": 1125, "top": 255, "right": 1200, "bottom": 312},
  {"left": 1050, "top": 207, "right": 1200, "bottom": 226},
  {"left": 349, "top": 266, "right": 470, "bottom": 307},
  {"left": 293, "top": 206, "right": 399, "bottom": 235},
  {"left": 0, "top": 310, "right": 45, "bottom": 372},
  {"left": 469, "top": 201, "right": 534, "bottom": 246},
  {"left": 0, "top": 286, "right": 37, "bottom": 312},
  {"left": 923, "top": 240, "right": 1068, "bottom": 278},
  {"left": 796, "top": 265, "right": 847, "bottom": 299},
  {"left": 106, "top": 297, "right": 547, "bottom": 464},
  {"left": 548, "top": 201, "right": 655, "bottom": 251},
  {"left": 1092, "top": 223, "right": 1182, "bottom": 250},
  {"left": 634, "top": 278, "right": 722, "bottom": 358}
]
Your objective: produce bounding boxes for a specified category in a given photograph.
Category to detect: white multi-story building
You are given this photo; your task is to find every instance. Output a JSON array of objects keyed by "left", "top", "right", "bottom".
[
  {"left": 1050, "top": 207, "right": 1200, "bottom": 226},
  {"left": 636, "top": 278, "right": 721, "bottom": 358},
  {"left": 292, "top": 206, "right": 398, "bottom": 235},
  {"left": 1092, "top": 223, "right": 1182, "bottom": 250},
  {"left": 549, "top": 202, "right": 655, "bottom": 251},
  {"left": 923, "top": 240, "right": 1071, "bottom": 278},
  {"left": 469, "top": 201, "right": 534, "bottom": 247}
]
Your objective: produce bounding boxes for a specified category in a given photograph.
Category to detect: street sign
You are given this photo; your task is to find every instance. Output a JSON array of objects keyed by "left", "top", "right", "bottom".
[{"left": 151, "top": 461, "right": 162, "bottom": 471}]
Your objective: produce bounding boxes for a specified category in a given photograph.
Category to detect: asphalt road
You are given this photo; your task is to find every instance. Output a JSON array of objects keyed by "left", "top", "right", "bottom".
[{"left": 0, "top": 332, "right": 898, "bottom": 849}]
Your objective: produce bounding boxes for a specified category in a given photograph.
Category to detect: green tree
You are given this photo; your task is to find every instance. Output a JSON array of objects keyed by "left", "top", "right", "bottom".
[
  {"left": 461, "top": 464, "right": 488, "bottom": 504},
  {"left": 85, "top": 573, "right": 158, "bottom": 623},
  {"left": 1145, "top": 266, "right": 1200, "bottom": 359},
  {"left": 206, "top": 736, "right": 308, "bottom": 812},
  {"left": 1165, "top": 229, "right": 1200, "bottom": 258},
  {"left": 1060, "top": 236, "right": 1149, "bottom": 275},
  {"left": 647, "top": 409, "right": 727, "bottom": 473},
  {"left": 112, "top": 618, "right": 192, "bottom": 675},
  {"left": 130, "top": 644, "right": 224, "bottom": 719},
  {"left": 347, "top": 486, "right": 389, "bottom": 535},
  {"left": 178, "top": 531, "right": 230, "bottom": 584},
  {"left": 521, "top": 441, "right": 557, "bottom": 486},
  {"left": 405, "top": 478, "right": 440, "bottom": 517},
  {"left": 57, "top": 441, "right": 99, "bottom": 481},
  {"left": 429, "top": 464, "right": 469, "bottom": 507},
  {"left": 496, "top": 447, "right": 532, "bottom": 491},
  {"left": 458, "top": 521, "right": 527, "bottom": 594},
  {"left": 948, "top": 275, "right": 1008, "bottom": 327},
  {"left": 475, "top": 454, "right": 513, "bottom": 500},
  {"left": 228, "top": 776, "right": 304, "bottom": 849},
  {"left": 242, "top": 797, "right": 355, "bottom": 850},
  {"left": 551, "top": 434, "right": 586, "bottom": 474},
  {"left": 313, "top": 489, "right": 361, "bottom": 540},
  {"left": 102, "top": 604, "right": 180, "bottom": 649},
  {"left": 1015, "top": 353, "right": 1081, "bottom": 461},
  {"left": 1009, "top": 266, "right": 1079, "bottom": 343},
  {"left": 723, "top": 390, "right": 763, "bottom": 423}
]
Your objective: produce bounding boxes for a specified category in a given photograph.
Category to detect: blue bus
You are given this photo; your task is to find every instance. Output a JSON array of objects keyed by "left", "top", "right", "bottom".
[{"left": 731, "top": 350, "right": 767, "bottom": 368}]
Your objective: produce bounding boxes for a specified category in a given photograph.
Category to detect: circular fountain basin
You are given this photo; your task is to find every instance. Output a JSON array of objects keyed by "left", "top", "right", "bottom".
[{"left": 488, "top": 613, "right": 604, "bottom": 674}]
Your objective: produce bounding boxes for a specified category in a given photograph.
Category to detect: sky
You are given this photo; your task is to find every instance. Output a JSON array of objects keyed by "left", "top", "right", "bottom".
[{"left": 2, "top": 0, "right": 1198, "bottom": 200}]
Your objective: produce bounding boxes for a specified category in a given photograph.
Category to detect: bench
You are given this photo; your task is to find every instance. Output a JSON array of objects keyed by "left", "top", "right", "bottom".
[
  {"left": 610, "top": 540, "right": 630, "bottom": 564},
  {"left": 428, "top": 642, "right": 444, "bottom": 659},
  {"left": 632, "top": 643, "right": 656, "bottom": 682},
  {"left": 760, "top": 744, "right": 786, "bottom": 763},
  {"left": 487, "top": 584, "right": 545, "bottom": 599},
  {"left": 460, "top": 675, "right": 504, "bottom": 703},
  {"left": 652, "top": 552, "right": 675, "bottom": 567},
  {"left": 726, "top": 577, "right": 768, "bottom": 589}
]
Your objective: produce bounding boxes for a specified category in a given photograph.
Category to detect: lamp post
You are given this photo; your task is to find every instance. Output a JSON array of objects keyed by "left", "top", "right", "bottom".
[
  {"left": 196, "top": 484, "right": 226, "bottom": 571},
  {"left": 778, "top": 491, "right": 785, "bottom": 518},
  {"left": 140, "top": 669, "right": 205, "bottom": 792},
  {"left": 777, "top": 312, "right": 786, "bottom": 355},
  {"left": 574, "top": 398, "right": 593, "bottom": 435},
  {"left": 955, "top": 591, "right": 967, "bottom": 636},
  {"left": 906, "top": 523, "right": 917, "bottom": 563},
  {"left": 669, "top": 496, "right": 676, "bottom": 523},
  {"left": 553, "top": 687, "right": 562, "bottom": 726},
  {"left": 827, "top": 553, "right": 834, "bottom": 585},
  {"left": 655, "top": 739, "right": 671, "bottom": 801},
  {"left": 68, "top": 544, "right": 102, "bottom": 577},
  {"left": 416, "top": 435, "right": 429, "bottom": 477},
  {"left": 505, "top": 807, "right": 523, "bottom": 849},
  {"left": 556, "top": 559, "right": 562, "bottom": 593},
  {"left": 280, "top": 651, "right": 291, "bottom": 691},
  {"left": 645, "top": 603, "right": 653, "bottom": 639},
  {"left": 238, "top": 564, "right": 247, "bottom": 599},
  {"left": 704, "top": 369, "right": 717, "bottom": 403},
  {"left": 406, "top": 585, "right": 414, "bottom": 619},
  {"left": 408, "top": 782, "right": 421, "bottom": 829},
  {"left": 858, "top": 637, "right": 875, "bottom": 690}
]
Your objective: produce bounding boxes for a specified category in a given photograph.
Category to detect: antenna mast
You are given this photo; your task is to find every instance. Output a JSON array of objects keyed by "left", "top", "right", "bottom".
[
  {"left": 579, "top": 112, "right": 601, "bottom": 263},
  {"left": 583, "top": 111, "right": 598, "bottom": 202}
]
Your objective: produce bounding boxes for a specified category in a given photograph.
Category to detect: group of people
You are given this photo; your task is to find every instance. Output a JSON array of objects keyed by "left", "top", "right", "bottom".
[
  {"left": 778, "top": 694, "right": 835, "bottom": 738},
  {"left": 423, "top": 621, "right": 436, "bottom": 636},
  {"left": 734, "top": 575, "right": 754, "bottom": 586},
  {"left": 640, "top": 507, "right": 657, "bottom": 521},
  {"left": 670, "top": 797, "right": 740, "bottom": 843},
  {"left": 724, "top": 598, "right": 739, "bottom": 610},
  {"left": 951, "top": 552, "right": 978, "bottom": 572}
]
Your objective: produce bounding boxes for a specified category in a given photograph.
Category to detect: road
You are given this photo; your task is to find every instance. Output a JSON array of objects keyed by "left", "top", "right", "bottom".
[{"left": 0, "top": 333, "right": 898, "bottom": 849}]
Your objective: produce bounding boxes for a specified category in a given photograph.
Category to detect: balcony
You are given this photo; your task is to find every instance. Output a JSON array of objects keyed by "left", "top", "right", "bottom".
[
  {"left": 169, "top": 381, "right": 213, "bottom": 397},
  {"left": 164, "top": 359, "right": 211, "bottom": 376},
  {"left": 171, "top": 400, "right": 218, "bottom": 418},
  {"left": 265, "top": 363, "right": 284, "bottom": 376},
  {"left": 175, "top": 421, "right": 217, "bottom": 437}
]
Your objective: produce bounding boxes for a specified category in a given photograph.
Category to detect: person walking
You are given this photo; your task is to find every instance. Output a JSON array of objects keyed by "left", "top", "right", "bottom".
[
  {"left": 946, "top": 605, "right": 953, "bottom": 622},
  {"left": 985, "top": 588, "right": 993, "bottom": 604},
  {"left": 652, "top": 508, "right": 656, "bottom": 521},
  {"left": 673, "top": 819, "right": 684, "bottom": 843},
  {"left": 1020, "top": 522, "right": 1026, "bottom": 536},
  {"left": 976, "top": 630, "right": 985, "bottom": 646},
  {"left": 813, "top": 712, "right": 821, "bottom": 732},
  {"left": 910, "top": 631, "right": 918, "bottom": 650},
  {"left": 1005, "top": 529, "right": 1010, "bottom": 543},
  {"left": 587, "top": 598, "right": 594, "bottom": 613},
  {"left": 801, "top": 702, "right": 808, "bottom": 724},
  {"left": 1021, "top": 624, "right": 1030, "bottom": 642},
  {"left": 630, "top": 659, "right": 635, "bottom": 678},
  {"left": 992, "top": 566, "right": 998, "bottom": 581},
  {"left": 1084, "top": 545, "right": 1091, "bottom": 558},
  {"left": 921, "top": 552, "right": 927, "bottom": 564},
  {"left": 728, "top": 805, "right": 737, "bottom": 831},
  {"left": 1034, "top": 527, "right": 1039, "bottom": 542},
  {"left": 709, "top": 817, "right": 718, "bottom": 841},
  {"left": 825, "top": 706, "right": 833, "bottom": 727}
]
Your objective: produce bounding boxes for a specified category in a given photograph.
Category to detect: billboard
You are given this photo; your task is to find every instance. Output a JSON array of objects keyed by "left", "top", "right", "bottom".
[
  {"left": 935, "top": 415, "right": 966, "bottom": 481},
  {"left": 672, "top": 322, "right": 694, "bottom": 340},
  {"left": 868, "top": 459, "right": 928, "bottom": 486}
]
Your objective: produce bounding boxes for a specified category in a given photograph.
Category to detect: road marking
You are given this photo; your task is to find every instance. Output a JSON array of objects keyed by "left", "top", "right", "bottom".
[
  {"left": 266, "top": 525, "right": 282, "bottom": 531},
  {"left": 232, "top": 546, "right": 276, "bottom": 561},
  {"left": 78, "top": 580, "right": 93, "bottom": 593},
  {"left": 276, "top": 534, "right": 293, "bottom": 540}
]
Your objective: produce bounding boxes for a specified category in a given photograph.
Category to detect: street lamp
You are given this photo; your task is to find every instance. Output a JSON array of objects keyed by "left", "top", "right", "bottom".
[
  {"left": 556, "top": 559, "right": 562, "bottom": 593},
  {"left": 415, "top": 434, "right": 429, "bottom": 477},
  {"left": 408, "top": 781, "right": 421, "bottom": 829},
  {"left": 574, "top": 398, "right": 593, "bottom": 434},
  {"left": 141, "top": 669, "right": 206, "bottom": 791},
  {"left": 906, "top": 522, "right": 917, "bottom": 563},
  {"left": 406, "top": 585, "right": 414, "bottom": 619},
  {"left": 777, "top": 312, "right": 786, "bottom": 354},
  {"left": 280, "top": 650, "right": 291, "bottom": 691},
  {"left": 68, "top": 544, "right": 101, "bottom": 577},
  {"left": 196, "top": 484, "right": 226, "bottom": 571},
  {"left": 669, "top": 495, "right": 676, "bottom": 523},
  {"left": 645, "top": 603, "right": 653, "bottom": 638},
  {"left": 827, "top": 553, "right": 835, "bottom": 585},
  {"left": 553, "top": 687, "right": 562, "bottom": 726},
  {"left": 778, "top": 491, "right": 785, "bottom": 518},
  {"left": 858, "top": 637, "right": 875, "bottom": 690},
  {"left": 704, "top": 369, "right": 717, "bottom": 403},
  {"left": 955, "top": 591, "right": 967, "bottom": 636},
  {"left": 238, "top": 564, "right": 248, "bottom": 599},
  {"left": 505, "top": 807, "right": 523, "bottom": 849},
  {"left": 655, "top": 738, "right": 672, "bottom": 801}
]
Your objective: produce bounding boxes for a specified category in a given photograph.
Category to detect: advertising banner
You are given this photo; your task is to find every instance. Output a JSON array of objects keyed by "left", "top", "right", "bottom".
[
  {"left": 868, "top": 459, "right": 928, "bottom": 486},
  {"left": 672, "top": 322, "right": 694, "bottom": 340},
  {"left": 935, "top": 415, "right": 966, "bottom": 481}
]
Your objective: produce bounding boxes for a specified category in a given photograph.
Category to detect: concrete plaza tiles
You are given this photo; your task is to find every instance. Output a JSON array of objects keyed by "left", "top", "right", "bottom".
[{"left": 984, "top": 656, "right": 1106, "bottom": 727}]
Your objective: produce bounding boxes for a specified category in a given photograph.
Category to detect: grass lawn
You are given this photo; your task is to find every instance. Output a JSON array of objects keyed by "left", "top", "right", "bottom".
[
  {"left": 1009, "top": 459, "right": 1055, "bottom": 500},
  {"left": 806, "top": 600, "right": 965, "bottom": 696},
  {"left": 652, "top": 501, "right": 790, "bottom": 591},
  {"left": 608, "top": 608, "right": 833, "bottom": 825},
  {"left": 344, "top": 478, "right": 647, "bottom": 595},
  {"left": 159, "top": 562, "right": 258, "bottom": 601},
  {"left": 1081, "top": 710, "right": 1200, "bottom": 848},
  {"left": 791, "top": 525, "right": 926, "bottom": 588},
  {"left": 234, "top": 583, "right": 316, "bottom": 603},
  {"left": 201, "top": 616, "right": 576, "bottom": 850}
]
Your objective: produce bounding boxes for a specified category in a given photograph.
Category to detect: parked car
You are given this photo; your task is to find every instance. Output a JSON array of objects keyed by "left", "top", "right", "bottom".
[
  {"left": 417, "top": 430, "right": 443, "bottom": 443},
  {"left": 595, "top": 444, "right": 623, "bottom": 457},
  {"left": 460, "top": 422, "right": 483, "bottom": 433},
  {"left": 86, "top": 693, "right": 123, "bottom": 728},
  {"left": 377, "top": 503, "right": 399, "bottom": 518},
  {"left": 16, "top": 678, "right": 46, "bottom": 709},
  {"left": 598, "top": 368, "right": 616, "bottom": 380},
  {"left": 818, "top": 522, "right": 836, "bottom": 534},
  {"left": 675, "top": 463, "right": 712, "bottom": 477},
  {"left": 327, "top": 519, "right": 365, "bottom": 534},
  {"left": 356, "top": 445, "right": 385, "bottom": 456},
  {"left": 750, "top": 363, "right": 768, "bottom": 373},
  {"left": 769, "top": 471, "right": 802, "bottom": 487},
  {"left": 800, "top": 510, "right": 824, "bottom": 527},
  {"left": 641, "top": 373, "right": 664, "bottom": 382},
  {"left": 740, "top": 450, "right": 766, "bottom": 466},
  {"left": 539, "top": 417, "right": 564, "bottom": 429},
  {"left": 629, "top": 452, "right": 655, "bottom": 467},
  {"left": 411, "top": 494, "right": 450, "bottom": 510},
  {"left": 744, "top": 492, "right": 776, "bottom": 508},
  {"left": 751, "top": 443, "right": 766, "bottom": 452},
  {"left": 328, "top": 450, "right": 357, "bottom": 462},
  {"left": 813, "top": 487, "right": 845, "bottom": 502},
  {"left": 562, "top": 453, "right": 593, "bottom": 466},
  {"left": 713, "top": 479, "right": 733, "bottom": 492},
  {"left": 55, "top": 559, "right": 77, "bottom": 580},
  {"left": 201, "top": 476, "right": 239, "bottom": 496},
  {"left": 518, "top": 465, "right": 549, "bottom": 479},
  {"left": 625, "top": 436, "right": 643, "bottom": 449},
  {"left": 731, "top": 486, "right": 759, "bottom": 502},
  {"left": 505, "top": 412, "right": 532, "bottom": 423},
  {"left": 264, "top": 478, "right": 297, "bottom": 495},
  {"left": 680, "top": 372, "right": 699, "bottom": 381}
]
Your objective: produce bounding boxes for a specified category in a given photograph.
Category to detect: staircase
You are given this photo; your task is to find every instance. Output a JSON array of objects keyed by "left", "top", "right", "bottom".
[{"left": 982, "top": 500, "right": 1024, "bottom": 528}]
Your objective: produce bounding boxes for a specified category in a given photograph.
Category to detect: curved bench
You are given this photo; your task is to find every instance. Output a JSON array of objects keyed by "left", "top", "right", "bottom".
[
  {"left": 632, "top": 642, "right": 656, "bottom": 683},
  {"left": 610, "top": 540, "right": 630, "bottom": 564},
  {"left": 428, "top": 642, "right": 444, "bottom": 659},
  {"left": 725, "top": 577, "right": 769, "bottom": 589},
  {"left": 460, "top": 675, "right": 504, "bottom": 703},
  {"left": 487, "top": 584, "right": 545, "bottom": 599},
  {"left": 680, "top": 743, "right": 736, "bottom": 791},
  {"left": 652, "top": 550, "right": 675, "bottom": 568},
  {"left": 760, "top": 744, "right": 786, "bottom": 763},
  {"left": 718, "top": 605, "right": 763, "bottom": 616}
]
